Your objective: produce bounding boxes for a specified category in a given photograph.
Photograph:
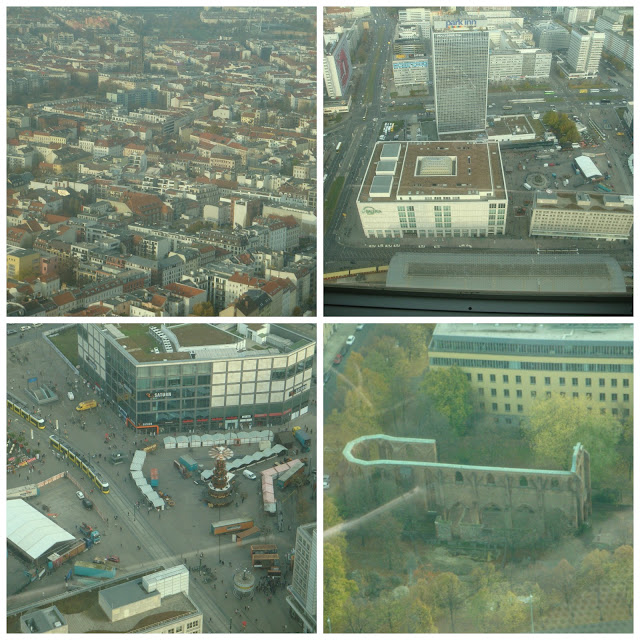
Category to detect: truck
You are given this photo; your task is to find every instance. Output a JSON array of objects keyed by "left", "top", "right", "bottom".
[
  {"left": 76, "top": 400, "right": 97, "bottom": 411},
  {"left": 211, "top": 517, "right": 254, "bottom": 536},
  {"left": 74, "top": 561, "right": 116, "bottom": 579},
  {"left": 150, "top": 468, "right": 159, "bottom": 487},
  {"left": 79, "top": 523, "right": 101, "bottom": 543},
  {"left": 523, "top": 183, "right": 532, "bottom": 191},
  {"left": 276, "top": 461, "right": 305, "bottom": 489},
  {"left": 178, "top": 454, "right": 198, "bottom": 472},
  {"left": 596, "top": 184, "right": 612, "bottom": 192},
  {"left": 294, "top": 429, "right": 311, "bottom": 452}
]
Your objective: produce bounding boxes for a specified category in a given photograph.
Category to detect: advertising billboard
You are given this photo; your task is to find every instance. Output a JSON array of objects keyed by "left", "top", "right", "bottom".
[{"left": 334, "top": 35, "right": 352, "bottom": 95}]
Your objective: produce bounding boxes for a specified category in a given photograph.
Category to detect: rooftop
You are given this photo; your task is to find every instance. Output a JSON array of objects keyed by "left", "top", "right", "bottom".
[
  {"left": 359, "top": 141, "right": 506, "bottom": 203},
  {"left": 385, "top": 253, "right": 626, "bottom": 293}
]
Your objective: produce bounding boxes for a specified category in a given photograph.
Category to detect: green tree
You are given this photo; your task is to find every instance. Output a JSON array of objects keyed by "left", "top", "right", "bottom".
[
  {"left": 524, "top": 395, "right": 623, "bottom": 487},
  {"left": 429, "top": 572, "right": 466, "bottom": 632},
  {"left": 422, "top": 366, "right": 472, "bottom": 436},
  {"left": 324, "top": 540, "right": 358, "bottom": 632}
]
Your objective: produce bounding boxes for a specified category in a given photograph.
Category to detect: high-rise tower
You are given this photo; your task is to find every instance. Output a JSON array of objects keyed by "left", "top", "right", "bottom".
[{"left": 432, "top": 29, "right": 489, "bottom": 135}]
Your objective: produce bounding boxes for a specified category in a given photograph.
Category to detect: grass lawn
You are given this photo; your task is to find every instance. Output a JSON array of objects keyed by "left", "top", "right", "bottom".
[{"left": 49, "top": 326, "right": 79, "bottom": 367}]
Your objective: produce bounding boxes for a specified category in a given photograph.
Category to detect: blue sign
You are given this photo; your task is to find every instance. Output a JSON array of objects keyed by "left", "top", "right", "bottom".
[
  {"left": 28, "top": 377, "right": 37, "bottom": 384},
  {"left": 445, "top": 18, "right": 477, "bottom": 28}
]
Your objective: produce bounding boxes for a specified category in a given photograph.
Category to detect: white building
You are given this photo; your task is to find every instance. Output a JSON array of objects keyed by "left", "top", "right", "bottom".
[
  {"left": 529, "top": 192, "right": 633, "bottom": 241},
  {"left": 286, "top": 523, "right": 316, "bottom": 633},
  {"left": 323, "top": 33, "right": 352, "bottom": 99},
  {"left": 568, "top": 27, "right": 605, "bottom": 76},
  {"left": 356, "top": 141, "right": 508, "bottom": 239},
  {"left": 398, "top": 7, "right": 431, "bottom": 39},
  {"left": 563, "top": 7, "right": 596, "bottom": 25},
  {"left": 392, "top": 56, "right": 429, "bottom": 87}
]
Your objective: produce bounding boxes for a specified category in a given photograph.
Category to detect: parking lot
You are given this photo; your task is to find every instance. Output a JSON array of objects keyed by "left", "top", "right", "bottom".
[{"left": 7, "top": 328, "right": 317, "bottom": 632}]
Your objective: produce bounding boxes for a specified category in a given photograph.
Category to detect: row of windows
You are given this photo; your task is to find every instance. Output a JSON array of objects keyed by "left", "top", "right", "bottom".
[
  {"left": 478, "top": 387, "right": 630, "bottom": 403},
  {"left": 432, "top": 357, "right": 633, "bottom": 373},
  {"left": 431, "top": 339, "right": 633, "bottom": 359},
  {"left": 470, "top": 372, "right": 630, "bottom": 387},
  {"left": 455, "top": 471, "right": 557, "bottom": 488},
  {"left": 480, "top": 401, "right": 630, "bottom": 417}
]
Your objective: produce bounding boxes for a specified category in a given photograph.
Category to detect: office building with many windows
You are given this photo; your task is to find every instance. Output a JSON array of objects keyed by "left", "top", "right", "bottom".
[
  {"left": 356, "top": 141, "right": 508, "bottom": 239},
  {"left": 429, "top": 324, "right": 633, "bottom": 424},
  {"left": 432, "top": 29, "right": 489, "bottom": 135},
  {"left": 567, "top": 27, "right": 605, "bottom": 77},
  {"left": 286, "top": 522, "right": 316, "bottom": 632},
  {"left": 77, "top": 323, "right": 315, "bottom": 432}
]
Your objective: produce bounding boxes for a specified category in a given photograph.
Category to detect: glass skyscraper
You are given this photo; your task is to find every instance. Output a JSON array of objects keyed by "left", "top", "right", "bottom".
[{"left": 432, "top": 29, "right": 489, "bottom": 135}]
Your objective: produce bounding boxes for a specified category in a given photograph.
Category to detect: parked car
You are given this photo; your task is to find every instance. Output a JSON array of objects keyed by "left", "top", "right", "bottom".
[
  {"left": 107, "top": 555, "right": 120, "bottom": 563},
  {"left": 82, "top": 498, "right": 93, "bottom": 510},
  {"left": 356, "top": 324, "right": 364, "bottom": 331},
  {"left": 323, "top": 371, "right": 331, "bottom": 384},
  {"left": 333, "top": 354, "right": 343, "bottom": 365},
  {"left": 323, "top": 475, "right": 331, "bottom": 490},
  {"left": 243, "top": 469, "right": 257, "bottom": 480},
  {"left": 76, "top": 491, "right": 85, "bottom": 500},
  {"left": 346, "top": 335, "right": 355, "bottom": 346}
]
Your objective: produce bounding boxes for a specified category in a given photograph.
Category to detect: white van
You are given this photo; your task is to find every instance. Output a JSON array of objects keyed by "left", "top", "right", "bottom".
[
  {"left": 67, "top": 391, "right": 75, "bottom": 401},
  {"left": 243, "top": 469, "right": 257, "bottom": 480}
]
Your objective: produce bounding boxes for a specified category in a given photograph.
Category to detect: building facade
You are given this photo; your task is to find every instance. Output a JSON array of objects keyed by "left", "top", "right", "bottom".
[
  {"left": 356, "top": 141, "right": 508, "bottom": 239},
  {"left": 432, "top": 29, "right": 489, "bottom": 135},
  {"left": 428, "top": 323, "right": 633, "bottom": 424},
  {"left": 533, "top": 22, "right": 570, "bottom": 51},
  {"left": 529, "top": 191, "right": 633, "bottom": 241},
  {"left": 77, "top": 323, "right": 315, "bottom": 432},
  {"left": 568, "top": 27, "right": 605, "bottom": 76},
  {"left": 323, "top": 33, "right": 352, "bottom": 99},
  {"left": 392, "top": 56, "right": 429, "bottom": 87},
  {"left": 286, "top": 522, "right": 316, "bottom": 632}
]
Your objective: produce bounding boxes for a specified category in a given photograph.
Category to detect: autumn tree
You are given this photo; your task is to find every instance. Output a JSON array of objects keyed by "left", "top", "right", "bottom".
[
  {"left": 550, "top": 558, "right": 578, "bottom": 621},
  {"left": 524, "top": 395, "right": 623, "bottom": 488},
  {"left": 324, "top": 539, "right": 358, "bottom": 632},
  {"left": 192, "top": 301, "right": 215, "bottom": 316},
  {"left": 579, "top": 549, "right": 612, "bottom": 622},
  {"left": 422, "top": 366, "right": 472, "bottom": 436}
]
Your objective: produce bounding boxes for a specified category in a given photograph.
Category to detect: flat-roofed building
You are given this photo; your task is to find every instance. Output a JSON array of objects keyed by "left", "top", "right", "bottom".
[
  {"left": 429, "top": 323, "right": 633, "bottom": 424},
  {"left": 286, "top": 522, "right": 316, "bottom": 632},
  {"left": 78, "top": 322, "right": 315, "bottom": 431},
  {"left": 532, "top": 22, "right": 570, "bottom": 51},
  {"left": 432, "top": 29, "right": 489, "bottom": 135},
  {"left": 529, "top": 191, "right": 633, "bottom": 241},
  {"left": 357, "top": 141, "right": 508, "bottom": 239},
  {"left": 568, "top": 27, "right": 605, "bottom": 76}
]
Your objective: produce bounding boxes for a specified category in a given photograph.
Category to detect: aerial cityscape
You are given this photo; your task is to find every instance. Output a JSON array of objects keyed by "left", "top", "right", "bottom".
[
  {"left": 7, "top": 322, "right": 317, "bottom": 632},
  {"left": 7, "top": 7, "right": 317, "bottom": 317},
  {"left": 324, "top": 323, "right": 633, "bottom": 633},
  {"left": 323, "top": 7, "right": 633, "bottom": 300}
]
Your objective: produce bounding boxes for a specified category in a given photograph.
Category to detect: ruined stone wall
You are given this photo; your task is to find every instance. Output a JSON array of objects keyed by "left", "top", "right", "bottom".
[{"left": 343, "top": 434, "right": 591, "bottom": 544}]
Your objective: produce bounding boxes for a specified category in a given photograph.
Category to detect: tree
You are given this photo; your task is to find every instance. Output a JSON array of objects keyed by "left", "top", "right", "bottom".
[
  {"left": 612, "top": 545, "right": 633, "bottom": 617},
  {"left": 524, "top": 395, "right": 623, "bottom": 487},
  {"left": 192, "top": 301, "right": 215, "bottom": 316},
  {"left": 579, "top": 549, "right": 612, "bottom": 622},
  {"left": 428, "top": 572, "right": 466, "bottom": 632},
  {"left": 422, "top": 366, "right": 472, "bottom": 436},
  {"left": 550, "top": 559, "right": 578, "bottom": 621},
  {"left": 324, "top": 540, "right": 358, "bottom": 632}
]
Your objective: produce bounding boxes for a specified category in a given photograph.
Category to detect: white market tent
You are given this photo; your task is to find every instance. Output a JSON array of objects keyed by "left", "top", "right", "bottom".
[
  {"left": 8, "top": 499, "right": 75, "bottom": 561},
  {"left": 575, "top": 155, "right": 603, "bottom": 180}
]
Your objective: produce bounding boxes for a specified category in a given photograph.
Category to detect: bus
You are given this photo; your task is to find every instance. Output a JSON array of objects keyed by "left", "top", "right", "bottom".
[
  {"left": 7, "top": 392, "right": 45, "bottom": 429},
  {"left": 503, "top": 105, "right": 513, "bottom": 110},
  {"left": 336, "top": 141, "right": 342, "bottom": 153},
  {"left": 49, "top": 434, "right": 110, "bottom": 493}
]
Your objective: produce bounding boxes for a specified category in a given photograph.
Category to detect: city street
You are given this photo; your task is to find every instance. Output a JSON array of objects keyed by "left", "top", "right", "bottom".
[{"left": 7, "top": 327, "right": 317, "bottom": 633}]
